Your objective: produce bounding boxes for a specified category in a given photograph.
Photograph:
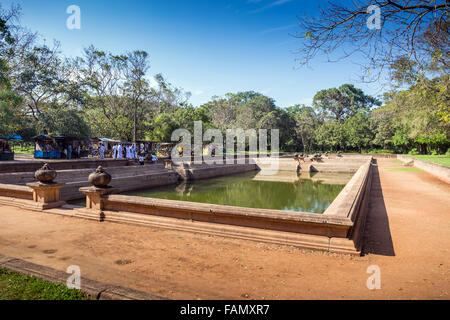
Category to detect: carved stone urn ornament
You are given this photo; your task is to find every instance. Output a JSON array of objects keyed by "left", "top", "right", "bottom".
[
  {"left": 88, "top": 166, "right": 111, "bottom": 188},
  {"left": 34, "top": 163, "right": 57, "bottom": 184}
]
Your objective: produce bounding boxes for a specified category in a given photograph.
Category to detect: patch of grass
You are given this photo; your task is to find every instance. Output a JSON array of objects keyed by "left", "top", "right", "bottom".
[
  {"left": 407, "top": 155, "right": 450, "bottom": 167},
  {"left": 0, "top": 267, "right": 91, "bottom": 300},
  {"left": 10, "top": 144, "right": 34, "bottom": 155},
  {"left": 385, "top": 167, "right": 424, "bottom": 172},
  {"left": 364, "top": 149, "right": 396, "bottom": 154}
]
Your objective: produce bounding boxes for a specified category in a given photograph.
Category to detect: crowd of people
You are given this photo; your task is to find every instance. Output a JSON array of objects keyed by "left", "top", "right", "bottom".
[
  {"left": 96, "top": 143, "right": 158, "bottom": 165},
  {"left": 110, "top": 143, "right": 138, "bottom": 159}
]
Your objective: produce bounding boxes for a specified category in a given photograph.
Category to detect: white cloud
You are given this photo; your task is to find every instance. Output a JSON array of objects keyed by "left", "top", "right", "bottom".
[
  {"left": 148, "top": 76, "right": 160, "bottom": 88},
  {"left": 261, "top": 23, "right": 296, "bottom": 34},
  {"left": 251, "top": 0, "right": 292, "bottom": 13}
]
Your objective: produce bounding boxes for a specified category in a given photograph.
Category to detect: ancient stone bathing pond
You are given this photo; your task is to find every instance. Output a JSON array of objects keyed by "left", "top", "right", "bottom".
[{"left": 120, "top": 170, "right": 353, "bottom": 213}]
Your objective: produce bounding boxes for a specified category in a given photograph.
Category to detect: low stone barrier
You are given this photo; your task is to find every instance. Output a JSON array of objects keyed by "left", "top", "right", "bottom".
[
  {"left": 0, "top": 163, "right": 66, "bottom": 210},
  {"left": 0, "top": 158, "right": 375, "bottom": 255},
  {"left": 0, "top": 183, "right": 33, "bottom": 200},
  {"left": 0, "top": 165, "right": 179, "bottom": 201},
  {"left": 0, "top": 158, "right": 130, "bottom": 173},
  {"left": 73, "top": 194, "right": 357, "bottom": 254},
  {"left": 0, "top": 182, "right": 66, "bottom": 211},
  {"left": 323, "top": 158, "right": 373, "bottom": 251},
  {"left": 174, "top": 163, "right": 257, "bottom": 180},
  {"left": 70, "top": 158, "right": 374, "bottom": 255},
  {"left": 253, "top": 156, "right": 371, "bottom": 173},
  {"left": 397, "top": 155, "right": 450, "bottom": 184}
]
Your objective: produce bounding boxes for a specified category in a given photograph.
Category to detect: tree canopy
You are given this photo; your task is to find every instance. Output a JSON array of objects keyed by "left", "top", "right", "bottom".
[{"left": 0, "top": 4, "right": 447, "bottom": 155}]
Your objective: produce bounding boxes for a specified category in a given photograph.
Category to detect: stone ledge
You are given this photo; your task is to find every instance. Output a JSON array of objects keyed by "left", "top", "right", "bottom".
[
  {"left": 58, "top": 207, "right": 360, "bottom": 255},
  {"left": 0, "top": 196, "right": 66, "bottom": 212},
  {"left": 104, "top": 194, "right": 353, "bottom": 227},
  {"left": 323, "top": 159, "right": 372, "bottom": 219},
  {"left": 0, "top": 183, "right": 33, "bottom": 200},
  {"left": 0, "top": 253, "right": 165, "bottom": 300},
  {"left": 397, "top": 155, "right": 450, "bottom": 184}
]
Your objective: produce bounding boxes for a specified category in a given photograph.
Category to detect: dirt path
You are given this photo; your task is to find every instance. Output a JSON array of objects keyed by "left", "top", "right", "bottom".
[{"left": 0, "top": 158, "right": 449, "bottom": 299}]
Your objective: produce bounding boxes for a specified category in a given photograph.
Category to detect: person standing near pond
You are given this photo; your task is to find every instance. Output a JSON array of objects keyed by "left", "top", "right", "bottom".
[
  {"left": 99, "top": 144, "right": 105, "bottom": 159},
  {"left": 125, "top": 144, "right": 130, "bottom": 159},
  {"left": 133, "top": 144, "right": 138, "bottom": 159},
  {"left": 67, "top": 144, "right": 72, "bottom": 159},
  {"left": 117, "top": 144, "right": 123, "bottom": 159}
]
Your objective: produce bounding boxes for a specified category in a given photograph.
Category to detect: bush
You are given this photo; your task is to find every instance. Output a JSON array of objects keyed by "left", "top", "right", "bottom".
[
  {"left": 408, "top": 148, "right": 420, "bottom": 155},
  {"left": 367, "top": 149, "right": 395, "bottom": 154}
]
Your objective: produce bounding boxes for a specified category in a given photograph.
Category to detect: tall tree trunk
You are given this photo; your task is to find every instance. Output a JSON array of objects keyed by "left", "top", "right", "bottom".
[{"left": 133, "top": 101, "right": 137, "bottom": 143}]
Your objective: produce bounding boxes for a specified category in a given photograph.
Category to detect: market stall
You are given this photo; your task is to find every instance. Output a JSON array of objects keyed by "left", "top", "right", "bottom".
[
  {"left": 34, "top": 135, "right": 75, "bottom": 159},
  {"left": 0, "top": 138, "right": 14, "bottom": 161},
  {"left": 135, "top": 140, "right": 156, "bottom": 156},
  {"left": 90, "top": 137, "right": 122, "bottom": 158},
  {"left": 155, "top": 142, "right": 175, "bottom": 157}
]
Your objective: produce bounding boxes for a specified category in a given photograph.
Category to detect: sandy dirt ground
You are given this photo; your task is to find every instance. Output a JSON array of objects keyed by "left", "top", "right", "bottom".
[{"left": 0, "top": 158, "right": 449, "bottom": 299}]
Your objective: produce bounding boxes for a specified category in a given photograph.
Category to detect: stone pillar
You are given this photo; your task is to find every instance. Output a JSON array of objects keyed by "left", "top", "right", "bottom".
[
  {"left": 79, "top": 186, "right": 118, "bottom": 213},
  {"left": 78, "top": 166, "right": 118, "bottom": 220},
  {"left": 26, "top": 162, "right": 66, "bottom": 210},
  {"left": 26, "top": 182, "right": 66, "bottom": 210}
]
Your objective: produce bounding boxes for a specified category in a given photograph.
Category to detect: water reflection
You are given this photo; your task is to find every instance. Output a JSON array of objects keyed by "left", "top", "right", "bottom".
[{"left": 124, "top": 170, "right": 352, "bottom": 214}]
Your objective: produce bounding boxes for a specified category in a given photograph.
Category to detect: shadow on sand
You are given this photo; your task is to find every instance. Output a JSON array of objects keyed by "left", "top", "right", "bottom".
[{"left": 361, "top": 161, "right": 395, "bottom": 256}]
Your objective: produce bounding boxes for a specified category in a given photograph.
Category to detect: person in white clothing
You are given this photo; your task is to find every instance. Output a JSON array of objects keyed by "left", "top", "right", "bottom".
[
  {"left": 133, "top": 144, "right": 138, "bottom": 159},
  {"left": 99, "top": 144, "right": 105, "bottom": 159},
  {"left": 130, "top": 144, "right": 135, "bottom": 159},
  {"left": 117, "top": 144, "right": 123, "bottom": 159}
]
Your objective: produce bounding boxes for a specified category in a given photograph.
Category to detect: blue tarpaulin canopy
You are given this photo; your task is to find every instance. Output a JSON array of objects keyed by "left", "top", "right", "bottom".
[{"left": 0, "top": 135, "right": 22, "bottom": 140}]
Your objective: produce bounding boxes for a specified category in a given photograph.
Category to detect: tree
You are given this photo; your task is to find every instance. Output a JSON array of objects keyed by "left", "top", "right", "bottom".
[
  {"left": 0, "top": 73, "right": 22, "bottom": 135},
  {"left": 344, "top": 111, "right": 373, "bottom": 152},
  {"left": 286, "top": 105, "right": 318, "bottom": 152},
  {"left": 0, "top": 4, "right": 22, "bottom": 135},
  {"left": 370, "top": 107, "right": 396, "bottom": 149},
  {"left": 316, "top": 121, "right": 346, "bottom": 152},
  {"left": 77, "top": 46, "right": 131, "bottom": 138},
  {"left": 38, "top": 106, "right": 91, "bottom": 139},
  {"left": 295, "top": 0, "right": 449, "bottom": 81},
  {"left": 313, "top": 84, "right": 379, "bottom": 121},
  {"left": 122, "top": 50, "right": 151, "bottom": 142},
  {"left": 201, "top": 91, "right": 295, "bottom": 150},
  {"left": 381, "top": 74, "right": 449, "bottom": 153},
  {"left": 5, "top": 36, "right": 84, "bottom": 120},
  {"left": 202, "top": 91, "right": 280, "bottom": 131},
  {"left": 151, "top": 73, "right": 191, "bottom": 114},
  {"left": 151, "top": 113, "right": 178, "bottom": 142}
]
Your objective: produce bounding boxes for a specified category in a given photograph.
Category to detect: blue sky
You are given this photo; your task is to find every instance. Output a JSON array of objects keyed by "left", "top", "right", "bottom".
[{"left": 3, "top": 0, "right": 383, "bottom": 107}]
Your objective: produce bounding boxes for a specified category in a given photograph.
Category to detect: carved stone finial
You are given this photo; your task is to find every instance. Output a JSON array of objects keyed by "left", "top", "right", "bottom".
[
  {"left": 34, "top": 162, "right": 57, "bottom": 183},
  {"left": 88, "top": 166, "right": 111, "bottom": 188}
]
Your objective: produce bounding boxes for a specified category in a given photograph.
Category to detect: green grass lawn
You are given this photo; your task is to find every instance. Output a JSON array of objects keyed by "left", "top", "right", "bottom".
[
  {"left": 407, "top": 155, "right": 450, "bottom": 167},
  {"left": 385, "top": 167, "right": 424, "bottom": 172},
  {"left": 0, "top": 267, "right": 91, "bottom": 300},
  {"left": 10, "top": 144, "right": 34, "bottom": 155}
]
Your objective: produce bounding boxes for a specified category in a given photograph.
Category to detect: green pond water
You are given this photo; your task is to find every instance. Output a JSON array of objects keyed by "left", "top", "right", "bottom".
[{"left": 117, "top": 171, "right": 353, "bottom": 214}]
